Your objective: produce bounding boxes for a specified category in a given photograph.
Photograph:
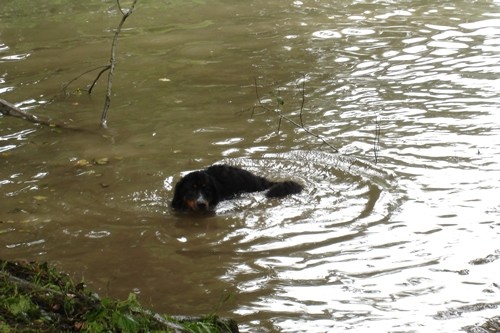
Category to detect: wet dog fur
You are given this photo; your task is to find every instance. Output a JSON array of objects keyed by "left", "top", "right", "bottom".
[{"left": 171, "top": 164, "right": 302, "bottom": 212}]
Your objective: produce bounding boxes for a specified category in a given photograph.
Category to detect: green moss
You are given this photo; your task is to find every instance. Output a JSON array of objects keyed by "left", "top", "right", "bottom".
[{"left": 0, "top": 260, "right": 238, "bottom": 333}]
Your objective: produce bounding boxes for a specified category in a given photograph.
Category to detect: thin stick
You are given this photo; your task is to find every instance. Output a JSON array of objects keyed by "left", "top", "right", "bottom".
[
  {"left": 61, "top": 65, "right": 110, "bottom": 96},
  {"left": 275, "top": 87, "right": 283, "bottom": 134},
  {"left": 374, "top": 115, "right": 381, "bottom": 164},
  {"left": 298, "top": 74, "right": 305, "bottom": 128},
  {"left": 88, "top": 65, "right": 111, "bottom": 94},
  {"left": 251, "top": 78, "right": 339, "bottom": 153},
  {"left": 100, "top": 0, "right": 139, "bottom": 128},
  {"left": 278, "top": 112, "right": 339, "bottom": 152},
  {"left": 277, "top": 114, "right": 283, "bottom": 134},
  {"left": 251, "top": 77, "right": 261, "bottom": 118},
  {"left": 0, "top": 99, "right": 78, "bottom": 129},
  {"left": 0, "top": 99, "right": 52, "bottom": 127}
]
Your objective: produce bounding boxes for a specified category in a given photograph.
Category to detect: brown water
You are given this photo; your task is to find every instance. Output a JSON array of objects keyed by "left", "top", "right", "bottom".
[{"left": 1, "top": 1, "right": 500, "bottom": 332}]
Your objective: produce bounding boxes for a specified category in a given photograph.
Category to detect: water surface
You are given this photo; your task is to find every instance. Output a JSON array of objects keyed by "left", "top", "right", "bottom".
[{"left": 1, "top": 1, "right": 499, "bottom": 332}]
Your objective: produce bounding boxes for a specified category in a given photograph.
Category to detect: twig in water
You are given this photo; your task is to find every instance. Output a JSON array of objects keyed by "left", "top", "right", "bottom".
[
  {"left": 0, "top": 99, "right": 53, "bottom": 127},
  {"left": 101, "top": 0, "right": 139, "bottom": 128},
  {"left": 0, "top": 98, "right": 78, "bottom": 129},
  {"left": 373, "top": 114, "right": 381, "bottom": 164},
  {"left": 88, "top": 65, "right": 111, "bottom": 94},
  {"left": 275, "top": 86, "right": 284, "bottom": 134},
  {"left": 298, "top": 73, "right": 306, "bottom": 128},
  {"left": 250, "top": 77, "right": 339, "bottom": 153},
  {"left": 61, "top": 65, "right": 110, "bottom": 96}
]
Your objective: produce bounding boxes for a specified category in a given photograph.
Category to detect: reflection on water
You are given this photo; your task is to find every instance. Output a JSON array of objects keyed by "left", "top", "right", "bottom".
[{"left": 1, "top": 0, "right": 500, "bottom": 332}]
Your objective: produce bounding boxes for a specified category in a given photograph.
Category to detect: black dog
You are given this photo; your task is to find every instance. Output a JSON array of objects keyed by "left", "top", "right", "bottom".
[{"left": 172, "top": 164, "right": 303, "bottom": 212}]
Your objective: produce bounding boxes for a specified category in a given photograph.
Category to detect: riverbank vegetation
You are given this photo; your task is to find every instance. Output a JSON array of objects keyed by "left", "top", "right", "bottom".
[{"left": 0, "top": 260, "right": 238, "bottom": 333}]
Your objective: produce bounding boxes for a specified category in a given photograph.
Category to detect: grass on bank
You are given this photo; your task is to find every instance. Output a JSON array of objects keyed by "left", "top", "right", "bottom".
[{"left": 0, "top": 259, "right": 238, "bottom": 333}]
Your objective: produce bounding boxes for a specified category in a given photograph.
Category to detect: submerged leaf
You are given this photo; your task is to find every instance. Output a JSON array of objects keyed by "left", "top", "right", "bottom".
[
  {"left": 75, "top": 159, "right": 90, "bottom": 167},
  {"left": 94, "top": 158, "right": 109, "bottom": 165}
]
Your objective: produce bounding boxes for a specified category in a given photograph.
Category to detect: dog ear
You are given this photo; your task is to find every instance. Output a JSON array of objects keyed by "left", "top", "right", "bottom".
[{"left": 171, "top": 179, "right": 185, "bottom": 209}]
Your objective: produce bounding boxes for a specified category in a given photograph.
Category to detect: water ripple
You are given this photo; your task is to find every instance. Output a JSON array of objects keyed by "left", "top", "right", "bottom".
[{"left": 312, "top": 30, "right": 342, "bottom": 39}]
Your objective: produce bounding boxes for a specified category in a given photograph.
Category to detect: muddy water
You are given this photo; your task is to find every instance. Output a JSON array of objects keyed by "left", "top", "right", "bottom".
[{"left": 1, "top": 0, "right": 500, "bottom": 332}]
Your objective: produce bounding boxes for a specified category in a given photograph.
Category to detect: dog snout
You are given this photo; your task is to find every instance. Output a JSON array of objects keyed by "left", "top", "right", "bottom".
[
  {"left": 195, "top": 192, "right": 209, "bottom": 211},
  {"left": 196, "top": 200, "right": 208, "bottom": 210},
  {"left": 184, "top": 192, "right": 209, "bottom": 211}
]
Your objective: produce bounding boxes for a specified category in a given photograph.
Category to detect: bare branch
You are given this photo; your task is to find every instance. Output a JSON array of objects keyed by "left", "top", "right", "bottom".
[
  {"left": 298, "top": 74, "right": 305, "bottom": 128},
  {"left": 250, "top": 78, "right": 339, "bottom": 153},
  {"left": 277, "top": 113, "right": 283, "bottom": 134},
  {"left": 100, "top": 0, "right": 139, "bottom": 128},
  {"left": 1, "top": 99, "right": 50, "bottom": 126},
  {"left": 116, "top": 0, "right": 125, "bottom": 15},
  {"left": 251, "top": 77, "right": 265, "bottom": 117},
  {"left": 88, "top": 65, "right": 111, "bottom": 94},
  {"left": 0, "top": 99, "right": 77, "bottom": 129},
  {"left": 374, "top": 115, "right": 381, "bottom": 164},
  {"left": 61, "top": 65, "right": 110, "bottom": 96}
]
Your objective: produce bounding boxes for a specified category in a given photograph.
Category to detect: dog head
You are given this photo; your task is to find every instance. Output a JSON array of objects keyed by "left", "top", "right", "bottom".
[{"left": 171, "top": 171, "right": 219, "bottom": 212}]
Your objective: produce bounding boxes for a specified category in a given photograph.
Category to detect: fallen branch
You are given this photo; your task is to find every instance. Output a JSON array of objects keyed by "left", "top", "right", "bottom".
[{"left": 0, "top": 98, "right": 74, "bottom": 129}]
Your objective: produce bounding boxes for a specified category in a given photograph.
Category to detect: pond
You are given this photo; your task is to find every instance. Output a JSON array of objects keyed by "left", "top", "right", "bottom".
[{"left": 1, "top": 0, "right": 499, "bottom": 332}]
